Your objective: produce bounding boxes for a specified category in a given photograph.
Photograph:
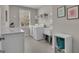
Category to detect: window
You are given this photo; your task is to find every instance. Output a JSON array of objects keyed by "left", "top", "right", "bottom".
[{"left": 19, "top": 9, "right": 30, "bottom": 27}]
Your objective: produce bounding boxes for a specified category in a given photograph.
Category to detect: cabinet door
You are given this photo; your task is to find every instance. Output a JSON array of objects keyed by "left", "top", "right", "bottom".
[
  {"left": 1, "top": 38, "right": 5, "bottom": 52},
  {"left": 2, "top": 33, "right": 24, "bottom": 53}
]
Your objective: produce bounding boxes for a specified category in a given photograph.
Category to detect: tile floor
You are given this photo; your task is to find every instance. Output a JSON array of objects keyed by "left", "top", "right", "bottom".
[{"left": 24, "top": 36, "right": 53, "bottom": 53}]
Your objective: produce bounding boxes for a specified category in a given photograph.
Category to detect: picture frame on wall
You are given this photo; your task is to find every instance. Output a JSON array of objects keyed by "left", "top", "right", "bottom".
[
  {"left": 57, "top": 6, "right": 66, "bottom": 18},
  {"left": 67, "top": 6, "right": 79, "bottom": 20}
]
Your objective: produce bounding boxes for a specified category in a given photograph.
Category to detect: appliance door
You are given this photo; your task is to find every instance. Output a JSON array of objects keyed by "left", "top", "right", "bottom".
[{"left": 33, "top": 27, "right": 43, "bottom": 40}]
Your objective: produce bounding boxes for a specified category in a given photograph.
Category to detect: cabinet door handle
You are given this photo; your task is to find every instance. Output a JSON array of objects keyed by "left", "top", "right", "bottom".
[{"left": 0, "top": 38, "right": 5, "bottom": 40}]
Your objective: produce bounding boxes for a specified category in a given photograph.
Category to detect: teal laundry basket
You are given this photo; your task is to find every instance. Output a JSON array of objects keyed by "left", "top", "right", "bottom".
[{"left": 56, "top": 36, "right": 65, "bottom": 49}]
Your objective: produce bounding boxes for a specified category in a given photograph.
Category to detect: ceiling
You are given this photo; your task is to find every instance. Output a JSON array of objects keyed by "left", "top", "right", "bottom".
[{"left": 21, "top": 5, "right": 43, "bottom": 9}]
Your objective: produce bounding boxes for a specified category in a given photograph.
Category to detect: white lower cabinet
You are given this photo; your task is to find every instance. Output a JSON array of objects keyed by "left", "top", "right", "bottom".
[
  {"left": 33, "top": 27, "right": 44, "bottom": 40},
  {"left": 2, "top": 32, "right": 25, "bottom": 53}
]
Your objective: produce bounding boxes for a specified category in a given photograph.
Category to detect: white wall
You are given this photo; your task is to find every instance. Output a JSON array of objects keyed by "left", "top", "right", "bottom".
[
  {"left": 38, "top": 6, "right": 53, "bottom": 28},
  {"left": 0, "top": 7, "right": 1, "bottom": 36}
]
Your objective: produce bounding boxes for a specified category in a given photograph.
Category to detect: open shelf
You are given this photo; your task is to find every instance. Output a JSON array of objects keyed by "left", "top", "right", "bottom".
[{"left": 53, "top": 33, "right": 72, "bottom": 53}]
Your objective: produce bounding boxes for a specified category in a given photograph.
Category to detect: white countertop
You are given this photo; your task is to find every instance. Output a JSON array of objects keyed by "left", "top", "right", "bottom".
[
  {"left": 1, "top": 28, "right": 24, "bottom": 35},
  {"left": 54, "top": 33, "right": 72, "bottom": 38}
]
